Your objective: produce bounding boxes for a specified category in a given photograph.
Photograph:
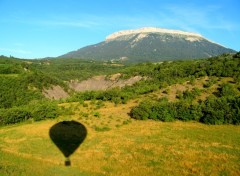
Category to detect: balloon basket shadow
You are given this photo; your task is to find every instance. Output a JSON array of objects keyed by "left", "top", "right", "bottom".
[
  {"left": 65, "top": 158, "right": 71, "bottom": 166},
  {"left": 49, "top": 120, "right": 87, "bottom": 166}
]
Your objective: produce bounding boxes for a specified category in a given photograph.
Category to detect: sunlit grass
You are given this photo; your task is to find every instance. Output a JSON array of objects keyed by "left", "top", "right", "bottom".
[{"left": 0, "top": 100, "right": 240, "bottom": 176}]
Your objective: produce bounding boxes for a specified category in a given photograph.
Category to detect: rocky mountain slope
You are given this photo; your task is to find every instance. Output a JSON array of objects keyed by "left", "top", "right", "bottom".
[{"left": 59, "top": 27, "right": 236, "bottom": 62}]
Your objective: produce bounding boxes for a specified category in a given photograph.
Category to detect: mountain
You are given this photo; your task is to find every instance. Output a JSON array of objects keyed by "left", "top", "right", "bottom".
[{"left": 59, "top": 27, "right": 236, "bottom": 62}]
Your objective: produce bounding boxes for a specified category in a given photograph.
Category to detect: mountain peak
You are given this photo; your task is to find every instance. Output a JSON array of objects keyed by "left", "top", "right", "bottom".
[
  {"left": 59, "top": 27, "right": 236, "bottom": 62},
  {"left": 106, "top": 27, "right": 202, "bottom": 41}
]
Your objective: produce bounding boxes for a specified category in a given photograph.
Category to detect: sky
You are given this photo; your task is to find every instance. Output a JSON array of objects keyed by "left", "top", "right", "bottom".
[{"left": 0, "top": 0, "right": 239, "bottom": 59}]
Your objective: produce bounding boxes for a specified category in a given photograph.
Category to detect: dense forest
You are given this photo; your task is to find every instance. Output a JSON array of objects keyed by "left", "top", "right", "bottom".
[{"left": 0, "top": 52, "right": 239, "bottom": 125}]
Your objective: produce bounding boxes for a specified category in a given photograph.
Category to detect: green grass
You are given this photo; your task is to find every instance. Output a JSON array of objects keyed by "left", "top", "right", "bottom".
[
  {"left": 0, "top": 117, "right": 240, "bottom": 176},
  {"left": 0, "top": 74, "right": 19, "bottom": 77},
  {"left": 0, "top": 100, "right": 240, "bottom": 175},
  {"left": 0, "top": 151, "right": 96, "bottom": 176}
]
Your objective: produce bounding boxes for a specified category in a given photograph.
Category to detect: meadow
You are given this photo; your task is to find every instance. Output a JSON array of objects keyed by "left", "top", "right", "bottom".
[{"left": 0, "top": 101, "right": 240, "bottom": 176}]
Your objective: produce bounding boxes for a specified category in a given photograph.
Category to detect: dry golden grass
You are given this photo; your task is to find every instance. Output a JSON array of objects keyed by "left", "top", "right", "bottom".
[{"left": 1, "top": 99, "right": 240, "bottom": 175}]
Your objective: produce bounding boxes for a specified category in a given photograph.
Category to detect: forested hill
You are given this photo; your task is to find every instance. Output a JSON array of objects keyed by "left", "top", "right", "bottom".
[
  {"left": 0, "top": 52, "right": 240, "bottom": 125},
  {"left": 0, "top": 56, "right": 64, "bottom": 108},
  {"left": 0, "top": 56, "right": 123, "bottom": 109}
]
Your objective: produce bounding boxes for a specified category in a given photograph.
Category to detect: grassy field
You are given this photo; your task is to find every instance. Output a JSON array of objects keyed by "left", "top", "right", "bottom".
[{"left": 0, "top": 101, "right": 240, "bottom": 176}]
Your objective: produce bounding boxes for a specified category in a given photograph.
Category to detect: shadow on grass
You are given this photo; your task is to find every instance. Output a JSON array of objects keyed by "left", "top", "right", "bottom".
[{"left": 49, "top": 120, "right": 87, "bottom": 166}]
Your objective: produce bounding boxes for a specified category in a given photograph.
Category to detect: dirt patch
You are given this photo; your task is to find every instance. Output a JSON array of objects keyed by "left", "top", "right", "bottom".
[
  {"left": 69, "top": 74, "right": 142, "bottom": 92},
  {"left": 43, "top": 85, "right": 69, "bottom": 100},
  {"left": 42, "top": 74, "right": 142, "bottom": 99}
]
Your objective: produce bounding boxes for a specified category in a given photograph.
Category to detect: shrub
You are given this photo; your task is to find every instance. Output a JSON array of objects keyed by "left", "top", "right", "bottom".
[
  {"left": 182, "top": 90, "right": 195, "bottom": 101},
  {"left": 218, "top": 83, "right": 237, "bottom": 97},
  {"left": 130, "top": 100, "right": 175, "bottom": 121},
  {"left": 130, "top": 96, "right": 240, "bottom": 125},
  {"left": 0, "top": 101, "right": 60, "bottom": 125},
  {"left": 203, "top": 81, "right": 213, "bottom": 88},
  {"left": 32, "top": 101, "right": 59, "bottom": 121},
  {"left": 94, "top": 126, "right": 111, "bottom": 132},
  {"left": 192, "top": 87, "right": 202, "bottom": 96},
  {"left": 0, "top": 107, "right": 32, "bottom": 125},
  {"left": 130, "top": 100, "right": 158, "bottom": 120},
  {"left": 93, "top": 111, "right": 101, "bottom": 118},
  {"left": 200, "top": 96, "right": 240, "bottom": 125},
  {"left": 130, "top": 106, "right": 150, "bottom": 120}
]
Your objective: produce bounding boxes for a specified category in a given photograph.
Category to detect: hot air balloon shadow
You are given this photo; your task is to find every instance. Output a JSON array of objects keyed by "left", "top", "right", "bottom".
[{"left": 49, "top": 120, "right": 87, "bottom": 166}]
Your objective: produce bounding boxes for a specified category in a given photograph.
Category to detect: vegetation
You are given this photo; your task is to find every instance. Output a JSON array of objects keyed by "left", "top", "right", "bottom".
[
  {"left": 0, "top": 56, "right": 124, "bottom": 125},
  {"left": 128, "top": 53, "right": 240, "bottom": 125},
  {"left": 29, "top": 58, "right": 123, "bottom": 81},
  {"left": 0, "top": 75, "right": 43, "bottom": 109},
  {"left": 0, "top": 101, "right": 59, "bottom": 125},
  {"left": 68, "top": 53, "right": 240, "bottom": 125},
  {"left": 0, "top": 53, "right": 240, "bottom": 175},
  {"left": 130, "top": 96, "right": 240, "bottom": 125},
  {"left": 0, "top": 103, "right": 239, "bottom": 176},
  {"left": 0, "top": 52, "right": 240, "bottom": 126}
]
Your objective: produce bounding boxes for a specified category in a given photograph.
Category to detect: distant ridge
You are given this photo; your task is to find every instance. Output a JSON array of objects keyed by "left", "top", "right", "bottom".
[{"left": 59, "top": 27, "right": 236, "bottom": 63}]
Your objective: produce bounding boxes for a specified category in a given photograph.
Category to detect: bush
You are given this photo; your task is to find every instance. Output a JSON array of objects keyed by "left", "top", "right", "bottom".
[
  {"left": 152, "top": 104, "right": 175, "bottom": 121},
  {"left": 0, "top": 107, "right": 32, "bottom": 125},
  {"left": 130, "top": 100, "right": 175, "bottom": 121},
  {"left": 201, "top": 96, "right": 240, "bottom": 125},
  {"left": 182, "top": 90, "right": 195, "bottom": 101},
  {"left": 130, "top": 96, "right": 240, "bottom": 125},
  {"left": 203, "top": 81, "right": 213, "bottom": 88},
  {"left": 93, "top": 111, "right": 101, "bottom": 118},
  {"left": 32, "top": 101, "right": 59, "bottom": 121},
  {"left": 174, "top": 102, "right": 193, "bottom": 121},
  {"left": 218, "top": 83, "right": 237, "bottom": 97},
  {"left": 130, "top": 101, "right": 152, "bottom": 120},
  {"left": 0, "top": 101, "right": 60, "bottom": 125}
]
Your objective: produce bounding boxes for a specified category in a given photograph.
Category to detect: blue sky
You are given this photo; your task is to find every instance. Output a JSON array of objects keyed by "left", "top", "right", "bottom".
[{"left": 0, "top": 0, "right": 239, "bottom": 59}]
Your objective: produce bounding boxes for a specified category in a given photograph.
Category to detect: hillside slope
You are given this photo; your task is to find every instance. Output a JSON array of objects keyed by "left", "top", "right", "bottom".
[{"left": 0, "top": 56, "right": 68, "bottom": 108}]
